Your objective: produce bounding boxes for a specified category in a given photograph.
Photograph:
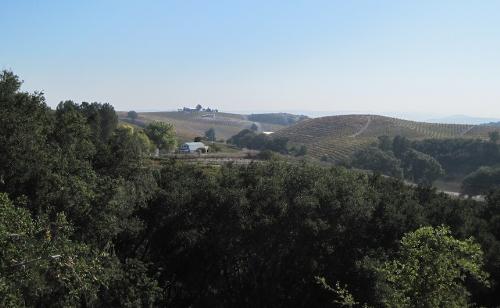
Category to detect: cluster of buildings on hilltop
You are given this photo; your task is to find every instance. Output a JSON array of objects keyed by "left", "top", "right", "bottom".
[{"left": 178, "top": 105, "right": 219, "bottom": 113}]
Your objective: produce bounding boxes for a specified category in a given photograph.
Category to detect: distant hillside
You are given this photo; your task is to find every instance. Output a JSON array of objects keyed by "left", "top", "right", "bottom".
[
  {"left": 274, "top": 114, "right": 500, "bottom": 162},
  {"left": 483, "top": 121, "right": 500, "bottom": 127},
  {"left": 247, "top": 113, "right": 308, "bottom": 126},
  {"left": 117, "top": 111, "right": 295, "bottom": 142},
  {"left": 426, "top": 115, "right": 500, "bottom": 125}
]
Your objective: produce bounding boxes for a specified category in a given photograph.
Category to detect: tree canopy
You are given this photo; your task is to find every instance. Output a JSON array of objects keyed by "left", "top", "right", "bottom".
[
  {"left": 2, "top": 71, "right": 500, "bottom": 307},
  {"left": 144, "top": 121, "right": 177, "bottom": 152},
  {"left": 379, "top": 226, "right": 489, "bottom": 307}
]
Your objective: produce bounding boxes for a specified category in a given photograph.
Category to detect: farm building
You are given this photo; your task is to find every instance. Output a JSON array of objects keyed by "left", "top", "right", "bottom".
[{"left": 179, "top": 142, "right": 209, "bottom": 153}]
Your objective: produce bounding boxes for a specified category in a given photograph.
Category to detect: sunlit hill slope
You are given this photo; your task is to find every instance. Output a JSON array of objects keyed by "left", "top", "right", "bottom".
[{"left": 274, "top": 114, "right": 500, "bottom": 161}]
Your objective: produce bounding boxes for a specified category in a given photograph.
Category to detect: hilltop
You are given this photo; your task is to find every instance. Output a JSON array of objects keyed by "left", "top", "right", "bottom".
[{"left": 274, "top": 114, "right": 500, "bottom": 162}]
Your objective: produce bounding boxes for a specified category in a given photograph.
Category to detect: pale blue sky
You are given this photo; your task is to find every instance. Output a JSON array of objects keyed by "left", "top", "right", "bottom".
[{"left": 2, "top": 0, "right": 500, "bottom": 117}]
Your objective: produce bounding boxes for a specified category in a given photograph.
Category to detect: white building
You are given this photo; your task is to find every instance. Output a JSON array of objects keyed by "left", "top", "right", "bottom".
[{"left": 179, "top": 142, "right": 209, "bottom": 153}]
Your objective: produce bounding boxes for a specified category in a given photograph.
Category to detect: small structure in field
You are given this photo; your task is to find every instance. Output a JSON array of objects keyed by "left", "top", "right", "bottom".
[{"left": 180, "top": 142, "right": 209, "bottom": 153}]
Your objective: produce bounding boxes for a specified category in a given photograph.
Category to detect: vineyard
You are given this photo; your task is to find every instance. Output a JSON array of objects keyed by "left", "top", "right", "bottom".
[
  {"left": 274, "top": 114, "right": 500, "bottom": 161},
  {"left": 117, "top": 111, "right": 287, "bottom": 142}
]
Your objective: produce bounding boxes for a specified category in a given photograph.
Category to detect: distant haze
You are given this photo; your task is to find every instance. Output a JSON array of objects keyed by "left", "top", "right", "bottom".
[{"left": 2, "top": 1, "right": 500, "bottom": 118}]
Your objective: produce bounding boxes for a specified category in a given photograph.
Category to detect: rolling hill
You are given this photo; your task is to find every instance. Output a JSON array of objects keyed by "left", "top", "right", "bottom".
[
  {"left": 273, "top": 114, "right": 500, "bottom": 162},
  {"left": 117, "top": 111, "right": 291, "bottom": 142}
]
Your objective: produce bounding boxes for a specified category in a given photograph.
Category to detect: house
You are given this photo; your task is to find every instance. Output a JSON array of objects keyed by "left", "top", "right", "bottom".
[{"left": 179, "top": 142, "right": 209, "bottom": 153}]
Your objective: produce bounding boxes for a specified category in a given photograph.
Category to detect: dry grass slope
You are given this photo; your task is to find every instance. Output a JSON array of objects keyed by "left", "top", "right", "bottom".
[
  {"left": 118, "top": 111, "right": 286, "bottom": 142},
  {"left": 274, "top": 114, "right": 500, "bottom": 161}
]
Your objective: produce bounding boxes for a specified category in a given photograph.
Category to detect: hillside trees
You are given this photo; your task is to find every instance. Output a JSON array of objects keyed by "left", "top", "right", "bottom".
[
  {"left": 412, "top": 138, "right": 500, "bottom": 176},
  {"left": 351, "top": 136, "right": 444, "bottom": 184},
  {"left": 144, "top": 121, "right": 177, "bottom": 152},
  {"left": 127, "top": 110, "right": 138, "bottom": 122},
  {"left": 490, "top": 131, "right": 500, "bottom": 144},
  {"left": 378, "top": 135, "right": 393, "bottom": 152},
  {"left": 227, "top": 129, "right": 289, "bottom": 153},
  {"left": 402, "top": 149, "right": 444, "bottom": 185},
  {"left": 205, "top": 127, "right": 216, "bottom": 142},
  {"left": 294, "top": 144, "right": 307, "bottom": 156},
  {"left": 461, "top": 167, "right": 500, "bottom": 196},
  {"left": 351, "top": 147, "right": 403, "bottom": 178}
]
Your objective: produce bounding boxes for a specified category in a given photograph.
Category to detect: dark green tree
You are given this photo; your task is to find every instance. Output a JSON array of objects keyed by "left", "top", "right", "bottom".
[
  {"left": 489, "top": 131, "right": 500, "bottom": 144},
  {"left": 392, "top": 136, "right": 411, "bottom": 158},
  {"left": 461, "top": 166, "right": 500, "bottom": 196},
  {"left": 144, "top": 121, "right": 177, "bottom": 152},
  {"left": 352, "top": 147, "right": 403, "bottom": 178},
  {"left": 402, "top": 149, "right": 444, "bottom": 185},
  {"left": 296, "top": 145, "right": 307, "bottom": 156},
  {"left": 0, "top": 71, "right": 54, "bottom": 208},
  {"left": 205, "top": 128, "right": 216, "bottom": 142},
  {"left": 378, "top": 135, "right": 392, "bottom": 152},
  {"left": 128, "top": 110, "right": 138, "bottom": 122}
]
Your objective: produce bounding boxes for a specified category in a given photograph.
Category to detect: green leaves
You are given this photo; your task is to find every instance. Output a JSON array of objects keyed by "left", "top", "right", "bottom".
[
  {"left": 0, "top": 193, "right": 106, "bottom": 307},
  {"left": 378, "top": 226, "right": 489, "bottom": 308},
  {"left": 144, "top": 121, "right": 177, "bottom": 152}
]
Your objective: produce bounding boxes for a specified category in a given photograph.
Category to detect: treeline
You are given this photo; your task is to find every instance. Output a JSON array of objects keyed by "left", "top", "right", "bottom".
[
  {"left": 227, "top": 129, "right": 290, "bottom": 154},
  {"left": 412, "top": 136, "right": 500, "bottom": 176},
  {"left": 411, "top": 136, "right": 500, "bottom": 195},
  {"left": 351, "top": 135, "right": 500, "bottom": 195},
  {"left": 227, "top": 128, "right": 307, "bottom": 157},
  {"left": 3, "top": 71, "right": 500, "bottom": 307},
  {"left": 350, "top": 136, "right": 444, "bottom": 185}
]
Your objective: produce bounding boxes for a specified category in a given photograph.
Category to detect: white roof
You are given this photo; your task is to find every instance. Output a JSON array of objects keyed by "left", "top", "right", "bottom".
[{"left": 184, "top": 142, "right": 206, "bottom": 147}]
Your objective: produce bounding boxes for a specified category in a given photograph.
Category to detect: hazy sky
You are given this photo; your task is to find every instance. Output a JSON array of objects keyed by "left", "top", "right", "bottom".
[{"left": 2, "top": 0, "right": 500, "bottom": 117}]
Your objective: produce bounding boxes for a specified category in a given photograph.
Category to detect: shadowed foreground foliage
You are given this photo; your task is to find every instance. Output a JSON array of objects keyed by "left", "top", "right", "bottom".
[{"left": 2, "top": 71, "right": 500, "bottom": 307}]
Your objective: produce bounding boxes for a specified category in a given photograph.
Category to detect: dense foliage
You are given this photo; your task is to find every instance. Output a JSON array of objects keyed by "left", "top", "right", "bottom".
[
  {"left": 378, "top": 226, "right": 488, "bottom": 307},
  {"left": 412, "top": 138, "right": 500, "bottom": 176},
  {"left": 351, "top": 147, "right": 403, "bottom": 178},
  {"left": 462, "top": 166, "right": 500, "bottom": 196},
  {"left": 3, "top": 71, "right": 500, "bottom": 307},
  {"left": 144, "top": 121, "right": 177, "bottom": 152},
  {"left": 227, "top": 129, "right": 289, "bottom": 154},
  {"left": 351, "top": 136, "right": 444, "bottom": 185}
]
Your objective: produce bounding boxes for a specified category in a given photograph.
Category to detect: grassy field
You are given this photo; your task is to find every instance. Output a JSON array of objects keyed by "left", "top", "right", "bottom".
[
  {"left": 117, "top": 111, "right": 287, "bottom": 142},
  {"left": 274, "top": 114, "right": 500, "bottom": 162}
]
